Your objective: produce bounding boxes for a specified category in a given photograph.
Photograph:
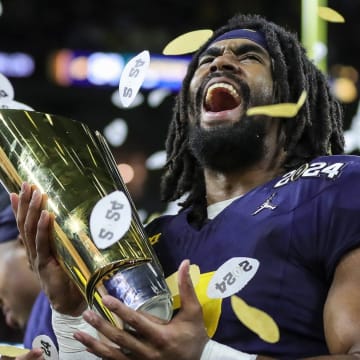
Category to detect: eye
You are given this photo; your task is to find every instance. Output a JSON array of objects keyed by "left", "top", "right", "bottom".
[
  {"left": 239, "top": 53, "right": 262, "bottom": 63},
  {"left": 198, "top": 56, "right": 214, "bottom": 66}
]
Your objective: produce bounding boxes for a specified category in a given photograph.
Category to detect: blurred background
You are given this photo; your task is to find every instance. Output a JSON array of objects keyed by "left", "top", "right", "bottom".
[
  {"left": 0, "top": 0, "right": 359, "bottom": 344},
  {"left": 0, "top": 0, "right": 359, "bottom": 216}
]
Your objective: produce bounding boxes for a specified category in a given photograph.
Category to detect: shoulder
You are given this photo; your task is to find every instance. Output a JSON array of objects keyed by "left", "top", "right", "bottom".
[
  {"left": 269, "top": 155, "right": 360, "bottom": 212},
  {"left": 273, "top": 155, "right": 360, "bottom": 190},
  {"left": 310, "top": 155, "right": 360, "bottom": 187},
  {"left": 145, "top": 213, "right": 180, "bottom": 239},
  {"left": 312, "top": 154, "right": 360, "bottom": 173}
]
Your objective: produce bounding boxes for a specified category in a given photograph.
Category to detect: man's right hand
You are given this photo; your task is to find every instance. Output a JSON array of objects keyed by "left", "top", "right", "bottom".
[
  {"left": 10, "top": 182, "right": 86, "bottom": 316},
  {"left": 0, "top": 348, "right": 44, "bottom": 360}
]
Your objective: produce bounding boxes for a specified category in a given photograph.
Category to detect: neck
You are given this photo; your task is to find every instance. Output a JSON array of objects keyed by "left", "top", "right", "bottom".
[{"left": 204, "top": 151, "right": 286, "bottom": 205}]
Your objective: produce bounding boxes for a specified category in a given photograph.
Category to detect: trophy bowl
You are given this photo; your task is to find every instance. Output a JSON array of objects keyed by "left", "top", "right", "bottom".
[{"left": 0, "top": 109, "right": 173, "bottom": 327}]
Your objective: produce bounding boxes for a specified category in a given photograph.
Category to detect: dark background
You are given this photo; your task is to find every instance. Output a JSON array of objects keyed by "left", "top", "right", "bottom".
[
  {"left": 0, "top": 0, "right": 358, "bottom": 219},
  {"left": 0, "top": 0, "right": 359, "bottom": 344},
  {"left": 1, "top": 0, "right": 357, "bottom": 209}
]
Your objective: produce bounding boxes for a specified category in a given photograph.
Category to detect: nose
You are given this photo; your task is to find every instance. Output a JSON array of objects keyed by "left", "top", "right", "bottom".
[{"left": 209, "top": 51, "right": 238, "bottom": 73}]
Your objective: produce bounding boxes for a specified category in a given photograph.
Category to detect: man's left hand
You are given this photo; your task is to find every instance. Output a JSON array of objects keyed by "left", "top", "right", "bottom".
[{"left": 74, "top": 260, "right": 209, "bottom": 360}]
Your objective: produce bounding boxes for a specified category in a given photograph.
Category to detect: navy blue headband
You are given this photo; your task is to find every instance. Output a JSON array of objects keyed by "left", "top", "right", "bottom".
[{"left": 208, "top": 29, "right": 268, "bottom": 50}]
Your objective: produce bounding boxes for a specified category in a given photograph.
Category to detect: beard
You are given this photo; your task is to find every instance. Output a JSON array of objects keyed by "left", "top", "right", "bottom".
[
  {"left": 188, "top": 75, "right": 270, "bottom": 173},
  {"left": 188, "top": 117, "right": 267, "bottom": 172}
]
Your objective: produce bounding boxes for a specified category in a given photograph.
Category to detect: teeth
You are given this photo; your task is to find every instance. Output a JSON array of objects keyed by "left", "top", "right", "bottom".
[{"left": 205, "top": 82, "right": 240, "bottom": 103}]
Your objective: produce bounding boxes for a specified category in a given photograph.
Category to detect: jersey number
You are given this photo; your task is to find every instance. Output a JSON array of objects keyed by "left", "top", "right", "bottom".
[{"left": 274, "top": 162, "right": 345, "bottom": 188}]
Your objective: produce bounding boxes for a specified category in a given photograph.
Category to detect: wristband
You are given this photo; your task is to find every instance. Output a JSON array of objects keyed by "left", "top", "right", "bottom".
[
  {"left": 51, "top": 308, "right": 100, "bottom": 360},
  {"left": 200, "top": 339, "right": 257, "bottom": 360}
]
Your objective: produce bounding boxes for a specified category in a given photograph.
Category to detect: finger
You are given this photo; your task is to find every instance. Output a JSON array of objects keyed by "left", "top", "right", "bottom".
[
  {"left": 178, "top": 259, "right": 202, "bottom": 314},
  {"left": 14, "top": 183, "right": 35, "bottom": 267},
  {"left": 24, "top": 188, "right": 44, "bottom": 255},
  {"left": 17, "top": 182, "right": 32, "bottom": 232},
  {"left": 15, "top": 348, "right": 44, "bottom": 360},
  {"left": 137, "top": 309, "right": 169, "bottom": 325},
  {"left": 10, "top": 192, "right": 19, "bottom": 216},
  {"left": 16, "top": 182, "right": 32, "bottom": 236},
  {"left": 74, "top": 331, "right": 128, "bottom": 360},
  {"left": 24, "top": 348, "right": 44, "bottom": 360},
  {"left": 35, "top": 210, "right": 54, "bottom": 267},
  {"left": 74, "top": 330, "right": 127, "bottom": 360},
  {"left": 79, "top": 310, "right": 150, "bottom": 359},
  {"left": 102, "top": 296, "right": 161, "bottom": 341}
]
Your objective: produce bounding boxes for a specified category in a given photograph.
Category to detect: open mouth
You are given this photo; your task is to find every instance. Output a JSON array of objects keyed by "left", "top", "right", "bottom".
[{"left": 204, "top": 82, "right": 241, "bottom": 112}]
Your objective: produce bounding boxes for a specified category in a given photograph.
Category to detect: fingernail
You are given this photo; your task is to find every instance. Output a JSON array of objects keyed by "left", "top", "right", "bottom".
[
  {"left": 31, "top": 189, "right": 40, "bottom": 202},
  {"left": 102, "top": 295, "right": 116, "bottom": 308},
  {"left": 40, "top": 210, "right": 48, "bottom": 222},
  {"left": 21, "top": 182, "right": 27, "bottom": 192}
]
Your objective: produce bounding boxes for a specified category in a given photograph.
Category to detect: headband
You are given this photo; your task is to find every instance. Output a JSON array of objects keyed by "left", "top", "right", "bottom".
[{"left": 208, "top": 29, "right": 268, "bottom": 50}]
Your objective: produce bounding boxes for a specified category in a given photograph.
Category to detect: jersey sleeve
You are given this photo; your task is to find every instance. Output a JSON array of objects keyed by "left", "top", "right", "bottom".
[{"left": 319, "top": 161, "right": 360, "bottom": 280}]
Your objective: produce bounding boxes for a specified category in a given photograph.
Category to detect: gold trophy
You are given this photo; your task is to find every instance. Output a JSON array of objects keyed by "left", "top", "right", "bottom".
[{"left": 0, "top": 109, "right": 173, "bottom": 327}]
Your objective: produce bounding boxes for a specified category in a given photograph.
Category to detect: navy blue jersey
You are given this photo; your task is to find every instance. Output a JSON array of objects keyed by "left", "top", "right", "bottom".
[
  {"left": 24, "top": 291, "right": 58, "bottom": 350},
  {"left": 146, "top": 155, "right": 360, "bottom": 359}
]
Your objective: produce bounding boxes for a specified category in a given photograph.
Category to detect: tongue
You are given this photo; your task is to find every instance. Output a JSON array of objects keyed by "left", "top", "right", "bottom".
[{"left": 206, "top": 88, "right": 240, "bottom": 112}]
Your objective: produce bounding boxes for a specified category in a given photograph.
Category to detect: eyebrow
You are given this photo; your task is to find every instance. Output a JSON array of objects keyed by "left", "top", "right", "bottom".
[{"left": 199, "top": 43, "right": 269, "bottom": 59}]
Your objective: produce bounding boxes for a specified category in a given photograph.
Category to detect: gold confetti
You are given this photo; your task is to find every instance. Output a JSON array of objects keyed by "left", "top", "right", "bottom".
[
  {"left": 246, "top": 90, "right": 307, "bottom": 118},
  {"left": 165, "top": 264, "right": 200, "bottom": 297},
  {"left": 0, "top": 345, "right": 29, "bottom": 357},
  {"left": 163, "top": 29, "right": 214, "bottom": 55},
  {"left": 231, "top": 295, "right": 280, "bottom": 343},
  {"left": 318, "top": 6, "right": 345, "bottom": 23}
]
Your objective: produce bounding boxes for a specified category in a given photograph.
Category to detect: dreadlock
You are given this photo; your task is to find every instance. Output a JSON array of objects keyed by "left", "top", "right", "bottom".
[{"left": 161, "top": 13, "right": 345, "bottom": 226}]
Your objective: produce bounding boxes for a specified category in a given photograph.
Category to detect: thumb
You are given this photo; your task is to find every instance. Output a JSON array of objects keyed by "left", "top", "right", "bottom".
[{"left": 178, "top": 259, "right": 201, "bottom": 313}]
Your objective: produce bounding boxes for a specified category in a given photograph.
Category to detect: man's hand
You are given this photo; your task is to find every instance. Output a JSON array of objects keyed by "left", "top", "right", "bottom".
[
  {"left": 1, "top": 348, "right": 44, "bottom": 360},
  {"left": 73, "top": 260, "right": 209, "bottom": 360},
  {"left": 10, "top": 182, "right": 86, "bottom": 316}
]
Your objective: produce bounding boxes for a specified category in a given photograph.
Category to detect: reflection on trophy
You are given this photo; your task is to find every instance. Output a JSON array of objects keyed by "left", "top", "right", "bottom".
[{"left": 0, "top": 109, "right": 173, "bottom": 327}]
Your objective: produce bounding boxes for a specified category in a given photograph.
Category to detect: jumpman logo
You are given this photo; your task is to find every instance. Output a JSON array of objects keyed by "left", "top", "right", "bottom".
[{"left": 252, "top": 192, "right": 277, "bottom": 215}]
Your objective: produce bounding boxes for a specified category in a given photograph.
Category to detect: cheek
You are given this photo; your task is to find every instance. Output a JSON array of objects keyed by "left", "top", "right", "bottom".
[
  {"left": 189, "top": 66, "right": 206, "bottom": 95},
  {"left": 252, "top": 72, "right": 274, "bottom": 98},
  {"left": 189, "top": 76, "right": 200, "bottom": 99}
]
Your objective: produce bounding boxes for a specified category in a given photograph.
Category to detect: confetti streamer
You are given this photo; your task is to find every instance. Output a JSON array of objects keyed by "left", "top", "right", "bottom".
[
  {"left": 163, "top": 29, "right": 213, "bottom": 55},
  {"left": 246, "top": 90, "right": 307, "bottom": 118},
  {"left": 318, "top": 6, "right": 345, "bottom": 23},
  {"left": 231, "top": 295, "right": 280, "bottom": 343},
  {"left": 0, "top": 345, "right": 29, "bottom": 357}
]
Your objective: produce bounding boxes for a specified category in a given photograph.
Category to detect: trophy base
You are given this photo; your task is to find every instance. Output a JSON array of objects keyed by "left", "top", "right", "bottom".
[
  {"left": 137, "top": 293, "right": 173, "bottom": 322},
  {"left": 102, "top": 262, "right": 173, "bottom": 322}
]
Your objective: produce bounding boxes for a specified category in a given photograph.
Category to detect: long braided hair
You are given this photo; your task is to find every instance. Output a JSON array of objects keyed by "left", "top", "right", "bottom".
[{"left": 161, "top": 13, "right": 344, "bottom": 226}]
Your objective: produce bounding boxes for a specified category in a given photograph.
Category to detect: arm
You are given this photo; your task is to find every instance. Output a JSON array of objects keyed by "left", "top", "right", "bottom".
[
  {"left": 322, "top": 247, "right": 360, "bottom": 358},
  {"left": 73, "top": 260, "right": 251, "bottom": 360},
  {"left": 73, "top": 260, "right": 209, "bottom": 359},
  {"left": 12, "top": 183, "right": 360, "bottom": 359},
  {"left": 10, "top": 349, "right": 44, "bottom": 360},
  {"left": 11, "top": 183, "right": 98, "bottom": 359},
  {"left": 10, "top": 182, "right": 86, "bottom": 316},
  {"left": 71, "top": 251, "right": 360, "bottom": 360}
]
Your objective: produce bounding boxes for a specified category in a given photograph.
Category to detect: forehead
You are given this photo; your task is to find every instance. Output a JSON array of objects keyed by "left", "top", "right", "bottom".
[{"left": 202, "top": 38, "right": 270, "bottom": 57}]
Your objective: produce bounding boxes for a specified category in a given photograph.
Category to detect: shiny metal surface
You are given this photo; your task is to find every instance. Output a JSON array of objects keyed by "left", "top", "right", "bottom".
[{"left": 0, "top": 109, "right": 172, "bottom": 326}]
